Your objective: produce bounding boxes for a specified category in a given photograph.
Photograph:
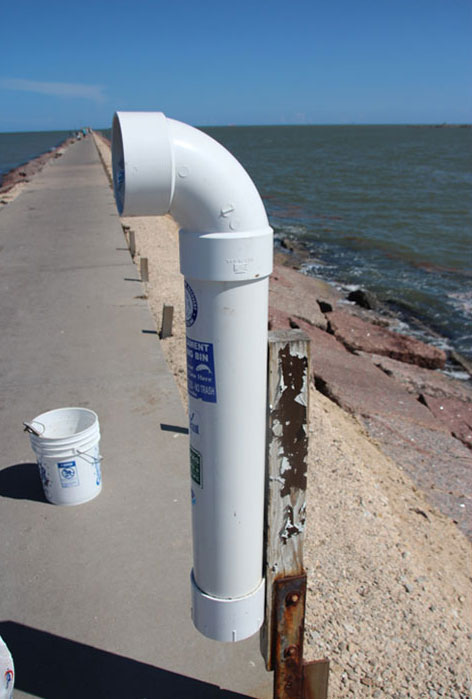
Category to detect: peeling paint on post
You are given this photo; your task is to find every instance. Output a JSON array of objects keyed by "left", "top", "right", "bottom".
[{"left": 261, "top": 329, "right": 310, "bottom": 672}]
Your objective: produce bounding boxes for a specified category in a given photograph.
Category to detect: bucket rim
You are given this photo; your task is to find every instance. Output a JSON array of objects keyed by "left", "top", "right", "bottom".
[
  {"left": 30, "top": 433, "right": 100, "bottom": 456},
  {"left": 28, "top": 407, "right": 99, "bottom": 438}
]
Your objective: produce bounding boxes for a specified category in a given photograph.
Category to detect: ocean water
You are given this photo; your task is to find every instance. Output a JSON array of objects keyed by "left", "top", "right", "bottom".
[
  {"left": 0, "top": 130, "right": 71, "bottom": 182},
  {"left": 13, "top": 126, "right": 472, "bottom": 361},
  {"left": 202, "top": 125, "right": 472, "bottom": 362}
]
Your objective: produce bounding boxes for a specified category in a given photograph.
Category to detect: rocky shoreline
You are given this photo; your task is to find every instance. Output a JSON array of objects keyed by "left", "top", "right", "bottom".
[
  {"left": 268, "top": 255, "right": 472, "bottom": 541},
  {"left": 0, "top": 136, "right": 74, "bottom": 206},
  {"left": 274, "top": 233, "right": 472, "bottom": 377}
]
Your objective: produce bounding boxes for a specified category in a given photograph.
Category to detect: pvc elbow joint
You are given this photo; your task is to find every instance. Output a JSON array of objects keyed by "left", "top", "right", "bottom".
[
  {"left": 111, "top": 111, "right": 273, "bottom": 642},
  {"left": 112, "top": 111, "right": 273, "bottom": 282}
]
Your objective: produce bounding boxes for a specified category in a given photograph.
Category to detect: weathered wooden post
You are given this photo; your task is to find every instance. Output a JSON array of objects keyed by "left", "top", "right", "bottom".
[
  {"left": 160, "top": 304, "right": 174, "bottom": 339},
  {"left": 261, "top": 329, "right": 329, "bottom": 699},
  {"left": 129, "top": 229, "right": 136, "bottom": 258},
  {"left": 140, "top": 257, "right": 149, "bottom": 282}
]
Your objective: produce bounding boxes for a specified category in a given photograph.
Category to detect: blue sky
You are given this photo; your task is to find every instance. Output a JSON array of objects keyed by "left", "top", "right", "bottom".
[{"left": 0, "top": 0, "right": 470, "bottom": 131}]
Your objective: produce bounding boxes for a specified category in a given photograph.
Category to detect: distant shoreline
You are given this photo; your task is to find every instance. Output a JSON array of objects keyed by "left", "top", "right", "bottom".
[{"left": 0, "top": 136, "right": 74, "bottom": 193}]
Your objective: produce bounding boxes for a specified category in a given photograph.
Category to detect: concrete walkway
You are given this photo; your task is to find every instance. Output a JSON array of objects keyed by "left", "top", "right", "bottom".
[{"left": 0, "top": 138, "right": 272, "bottom": 698}]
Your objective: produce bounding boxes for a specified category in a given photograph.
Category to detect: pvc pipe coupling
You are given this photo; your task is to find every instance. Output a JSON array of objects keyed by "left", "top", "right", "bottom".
[{"left": 112, "top": 111, "right": 273, "bottom": 642}]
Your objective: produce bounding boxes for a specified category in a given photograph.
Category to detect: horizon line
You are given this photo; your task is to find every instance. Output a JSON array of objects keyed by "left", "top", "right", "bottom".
[{"left": 1, "top": 121, "right": 471, "bottom": 135}]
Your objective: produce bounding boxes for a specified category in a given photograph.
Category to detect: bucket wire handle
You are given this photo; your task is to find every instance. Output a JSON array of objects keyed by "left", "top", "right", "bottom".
[
  {"left": 23, "top": 421, "right": 44, "bottom": 437},
  {"left": 74, "top": 448, "right": 104, "bottom": 464}
]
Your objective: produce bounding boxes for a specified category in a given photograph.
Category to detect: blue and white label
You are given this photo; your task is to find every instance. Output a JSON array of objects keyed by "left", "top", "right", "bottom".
[
  {"left": 185, "top": 281, "right": 198, "bottom": 327},
  {"left": 189, "top": 410, "right": 201, "bottom": 438},
  {"left": 57, "top": 460, "right": 80, "bottom": 488},
  {"left": 186, "top": 337, "right": 217, "bottom": 403}
]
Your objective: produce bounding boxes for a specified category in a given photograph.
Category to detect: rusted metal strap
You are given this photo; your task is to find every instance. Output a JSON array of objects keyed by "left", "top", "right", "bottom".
[
  {"left": 273, "top": 573, "right": 307, "bottom": 698},
  {"left": 272, "top": 574, "right": 330, "bottom": 698}
]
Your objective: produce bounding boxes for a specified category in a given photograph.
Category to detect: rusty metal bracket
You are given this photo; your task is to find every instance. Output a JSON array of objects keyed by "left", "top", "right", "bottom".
[
  {"left": 273, "top": 574, "right": 307, "bottom": 698},
  {"left": 272, "top": 574, "right": 329, "bottom": 699}
]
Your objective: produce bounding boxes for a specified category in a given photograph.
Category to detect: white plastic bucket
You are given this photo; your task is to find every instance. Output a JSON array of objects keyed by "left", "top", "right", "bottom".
[
  {"left": 25, "top": 407, "right": 102, "bottom": 505},
  {"left": 0, "top": 635, "right": 14, "bottom": 699}
]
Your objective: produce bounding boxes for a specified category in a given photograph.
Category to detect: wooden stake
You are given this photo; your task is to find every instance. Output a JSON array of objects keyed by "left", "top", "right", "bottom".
[
  {"left": 160, "top": 304, "right": 174, "bottom": 339},
  {"left": 140, "top": 257, "right": 149, "bottom": 282},
  {"left": 129, "top": 230, "right": 136, "bottom": 258}
]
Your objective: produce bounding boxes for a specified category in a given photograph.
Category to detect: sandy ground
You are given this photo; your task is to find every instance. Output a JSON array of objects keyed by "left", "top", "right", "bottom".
[{"left": 80, "top": 134, "right": 472, "bottom": 697}]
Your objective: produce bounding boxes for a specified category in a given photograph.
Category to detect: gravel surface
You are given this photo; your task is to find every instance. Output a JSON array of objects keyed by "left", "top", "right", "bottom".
[{"left": 93, "top": 132, "right": 472, "bottom": 699}]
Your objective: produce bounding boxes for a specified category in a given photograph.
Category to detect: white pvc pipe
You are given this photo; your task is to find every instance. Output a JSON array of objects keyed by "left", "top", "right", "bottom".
[{"left": 112, "top": 112, "right": 273, "bottom": 642}]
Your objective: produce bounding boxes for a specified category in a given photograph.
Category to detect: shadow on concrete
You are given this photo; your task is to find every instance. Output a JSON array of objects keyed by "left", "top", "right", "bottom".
[
  {"left": 0, "top": 621, "right": 251, "bottom": 699},
  {"left": 0, "top": 463, "right": 47, "bottom": 503},
  {"left": 160, "top": 424, "right": 189, "bottom": 435}
]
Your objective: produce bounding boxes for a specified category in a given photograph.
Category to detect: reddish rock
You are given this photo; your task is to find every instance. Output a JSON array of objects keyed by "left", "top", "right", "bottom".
[
  {"left": 420, "top": 395, "right": 472, "bottom": 450},
  {"left": 267, "top": 265, "right": 472, "bottom": 538},
  {"left": 272, "top": 317, "right": 472, "bottom": 539},
  {"left": 327, "top": 310, "right": 446, "bottom": 370},
  {"left": 268, "top": 306, "right": 292, "bottom": 331},
  {"left": 270, "top": 264, "right": 342, "bottom": 331},
  {"left": 360, "top": 353, "right": 472, "bottom": 402},
  {"left": 294, "top": 320, "right": 441, "bottom": 430}
]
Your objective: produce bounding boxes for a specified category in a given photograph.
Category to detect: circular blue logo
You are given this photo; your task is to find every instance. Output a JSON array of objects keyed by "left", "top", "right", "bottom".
[
  {"left": 185, "top": 281, "right": 198, "bottom": 327},
  {"left": 62, "top": 467, "right": 76, "bottom": 480}
]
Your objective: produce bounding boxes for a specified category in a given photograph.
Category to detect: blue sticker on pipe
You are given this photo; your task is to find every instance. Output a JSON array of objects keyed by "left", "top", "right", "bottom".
[{"left": 186, "top": 337, "right": 217, "bottom": 403}]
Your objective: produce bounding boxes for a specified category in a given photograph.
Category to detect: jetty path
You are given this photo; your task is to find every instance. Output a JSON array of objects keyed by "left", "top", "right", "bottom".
[{"left": 0, "top": 137, "right": 272, "bottom": 698}]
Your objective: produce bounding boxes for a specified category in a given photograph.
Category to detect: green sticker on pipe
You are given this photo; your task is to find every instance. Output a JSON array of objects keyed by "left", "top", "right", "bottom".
[{"left": 190, "top": 446, "right": 202, "bottom": 487}]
